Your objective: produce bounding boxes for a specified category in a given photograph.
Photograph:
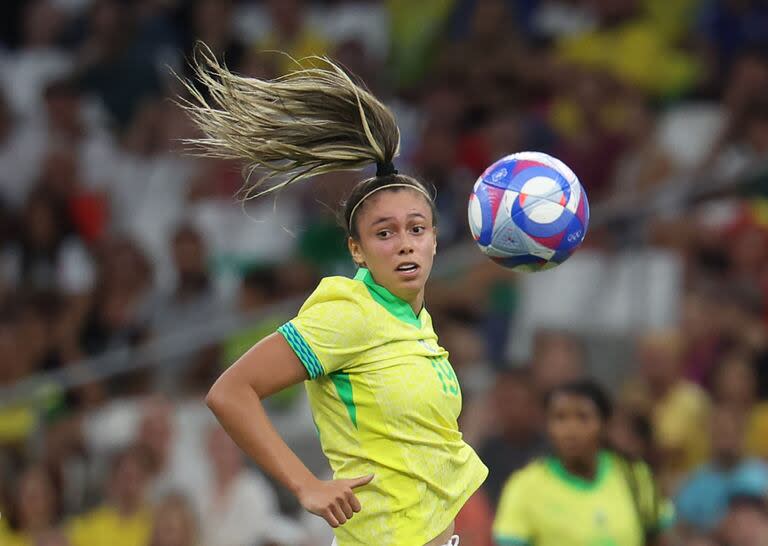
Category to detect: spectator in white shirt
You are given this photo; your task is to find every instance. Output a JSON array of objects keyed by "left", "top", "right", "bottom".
[
  {"left": 149, "top": 492, "right": 198, "bottom": 546},
  {"left": 197, "top": 424, "right": 306, "bottom": 546},
  {"left": 3, "top": 0, "right": 74, "bottom": 120}
]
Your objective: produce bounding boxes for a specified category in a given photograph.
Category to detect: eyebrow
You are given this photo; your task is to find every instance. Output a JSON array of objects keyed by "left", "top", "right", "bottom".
[{"left": 371, "top": 212, "right": 427, "bottom": 226}]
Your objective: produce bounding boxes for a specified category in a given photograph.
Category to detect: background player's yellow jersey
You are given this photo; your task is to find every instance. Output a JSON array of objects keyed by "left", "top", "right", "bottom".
[
  {"left": 493, "top": 451, "right": 674, "bottom": 546},
  {"left": 278, "top": 268, "right": 488, "bottom": 546}
]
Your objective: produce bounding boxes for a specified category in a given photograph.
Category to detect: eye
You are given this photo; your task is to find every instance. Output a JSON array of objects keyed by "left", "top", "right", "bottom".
[
  {"left": 376, "top": 230, "right": 392, "bottom": 238},
  {"left": 411, "top": 225, "right": 425, "bottom": 234}
]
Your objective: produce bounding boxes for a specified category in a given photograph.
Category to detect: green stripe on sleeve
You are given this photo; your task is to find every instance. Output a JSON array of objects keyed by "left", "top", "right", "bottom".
[
  {"left": 494, "top": 536, "right": 532, "bottom": 546},
  {"left": 277, "top": 322, "right": 324, "bottom": 379}
]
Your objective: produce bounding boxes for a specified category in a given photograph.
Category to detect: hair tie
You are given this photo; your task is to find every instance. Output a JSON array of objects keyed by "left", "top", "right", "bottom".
[{"left": 376, "top": 160, "right": 398, "bottom": 177}]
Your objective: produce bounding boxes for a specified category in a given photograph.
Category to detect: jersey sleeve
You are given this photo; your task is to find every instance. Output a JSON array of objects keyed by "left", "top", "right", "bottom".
[
  {"left": 493, "top": 472, "right": 534, "bottom": 546},
  {"left": 277, "top": 287, "right": 369, "bottom": 379}
]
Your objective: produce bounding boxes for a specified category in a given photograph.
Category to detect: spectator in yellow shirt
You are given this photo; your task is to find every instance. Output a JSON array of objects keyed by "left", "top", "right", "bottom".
[
  {"left": 622, "top": 331, "right": 711, "bottom": 491},
  {"left": 257, "top": 0, "right": 330, "bottom": 75},
  {"left": 29, "top": 529, "right": 71, "bottom": 546},
  {"left": 556, "top": 0, "right": 700, "bottom": 98},
  {"left": 67, "top": 447, "right": 153, "bottom": 546}
]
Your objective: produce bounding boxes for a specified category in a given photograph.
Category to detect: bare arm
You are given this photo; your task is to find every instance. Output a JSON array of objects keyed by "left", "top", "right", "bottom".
[{"left": 205, "top": 332, "right": 372, "bottom": 527}]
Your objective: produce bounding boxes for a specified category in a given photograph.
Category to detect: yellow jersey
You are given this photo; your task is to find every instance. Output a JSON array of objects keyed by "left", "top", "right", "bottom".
[
  {"left": 278, "top": 268, "right": 488, "bottom": 545},
  {"left": 493, "top": 452, "right": 674, "bottom": 546},
  {"left": 0, "top": 522, "right": 30, "bottom": 546},
  {"left": 67, "top": 505, "right": 152, "bottom": 546}
]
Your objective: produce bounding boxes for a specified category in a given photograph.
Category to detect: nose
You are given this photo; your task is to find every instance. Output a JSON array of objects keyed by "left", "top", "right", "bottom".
[{"left": 398, "top": 232, "right": 414, "bottom": 255}]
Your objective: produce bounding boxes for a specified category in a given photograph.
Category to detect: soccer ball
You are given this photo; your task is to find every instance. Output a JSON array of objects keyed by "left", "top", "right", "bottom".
[{"left": 467, "top": 151, "right": 589, "bottom": 272}]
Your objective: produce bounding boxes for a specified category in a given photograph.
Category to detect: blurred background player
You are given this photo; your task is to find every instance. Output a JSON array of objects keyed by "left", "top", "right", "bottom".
[{"left": 493, "top": 379, "right": 673, "bottom": 546}]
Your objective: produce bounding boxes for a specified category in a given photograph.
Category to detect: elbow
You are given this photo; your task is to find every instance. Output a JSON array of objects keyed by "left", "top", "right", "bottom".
[
  {"left": 205, "top": 362, "right": 267, "bottom": 414},
  {"left": 205, "top": 378, "right": 260, "bottom": 413},
  {"left": 205, "top": 382, "right": 226, "bottom": 412}
]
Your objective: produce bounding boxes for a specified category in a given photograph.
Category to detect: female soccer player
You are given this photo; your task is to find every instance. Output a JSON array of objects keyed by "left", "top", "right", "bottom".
[
  {"left": 493, "top": 379, "right": 673, "bottom": 546},
  {"left": 181, "top": 48, "right": 488, "bottom": 546}
]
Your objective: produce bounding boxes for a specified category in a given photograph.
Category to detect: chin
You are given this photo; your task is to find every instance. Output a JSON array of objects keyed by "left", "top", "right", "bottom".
[
  {"left": 398, "top": 273, "right": 426, "bottom": 287},
  {"left": 390, "top": 277, "right": 423, "bottom": 298}
]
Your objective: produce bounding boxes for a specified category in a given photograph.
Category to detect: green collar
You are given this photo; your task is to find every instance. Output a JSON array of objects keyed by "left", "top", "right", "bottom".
[
  {"left": 546, "top": 451, "right": 610, "bottom": 491},
  {"left": 354, "top": 268, "right": 422, "bottom": 328}
]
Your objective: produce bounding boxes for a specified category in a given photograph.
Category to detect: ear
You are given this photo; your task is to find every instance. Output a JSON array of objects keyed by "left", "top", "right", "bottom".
[
  {"left": 432, "top": 228, "right": 438, "bottom": 256},
  {"left": 348, "top": 237, "right": 366, "bottom": 267}
]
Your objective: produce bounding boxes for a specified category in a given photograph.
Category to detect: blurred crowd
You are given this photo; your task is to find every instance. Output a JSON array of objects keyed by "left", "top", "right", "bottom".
[{"left": 0, "top": 0, "right": 768, "bottom": 545}]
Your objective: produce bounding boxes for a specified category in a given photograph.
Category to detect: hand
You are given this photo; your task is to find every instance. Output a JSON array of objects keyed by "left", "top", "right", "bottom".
[{"left": 297, "top": 474, "right": 374, "bottom": 528}]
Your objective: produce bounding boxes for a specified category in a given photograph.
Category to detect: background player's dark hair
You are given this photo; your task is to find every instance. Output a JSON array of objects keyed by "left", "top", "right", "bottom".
[{"left": 544, "top": 378, "right": 613, "bottom": 422}]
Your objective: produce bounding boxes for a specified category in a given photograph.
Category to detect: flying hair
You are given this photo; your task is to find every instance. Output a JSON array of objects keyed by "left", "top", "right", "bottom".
[{"left": 176, "top": 43, "right": 401, "bottom": 201}]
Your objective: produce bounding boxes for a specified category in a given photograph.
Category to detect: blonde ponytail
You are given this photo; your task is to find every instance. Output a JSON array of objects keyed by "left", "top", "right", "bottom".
[{"left": 177, "top": 44, "right": 401, "bottom": 199}]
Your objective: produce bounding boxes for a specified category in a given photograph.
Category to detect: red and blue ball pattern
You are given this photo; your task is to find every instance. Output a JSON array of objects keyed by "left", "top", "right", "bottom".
[{"left": 467, "top": 152, "right": 589, "bottom": 272}]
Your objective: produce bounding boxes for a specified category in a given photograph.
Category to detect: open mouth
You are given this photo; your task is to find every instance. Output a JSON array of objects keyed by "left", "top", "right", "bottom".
[{"left": 395, "top": 262, "right": 420, "bottom": 275}]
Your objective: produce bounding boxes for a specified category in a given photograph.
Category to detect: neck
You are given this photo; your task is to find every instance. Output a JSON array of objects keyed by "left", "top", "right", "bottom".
[
  {"left": 22, "top": 518, "right": 50, "bottom": 533},
  {"left": 724, "top": 398, "right": 752, "bottom": 412},
  {"left": 177, "top": 273, "right": 209, "bottom": 298},
  {"left": 408, "top": 292, "right": 424, "bottom": 315},
  {"left": 148, "top": 450, "right": 169, "bottom": 475},
  {"left": 649, "top": 379, "right": 676, "bottom": 400},
  {"left": 714, "top": 452, "right": 741, "bottom": 470},
  {"left": 114, "top": 498, "right": 141, "bottom": 518},
  {"left": 562, "top": 453, "right": 599, "bottom": 481}
]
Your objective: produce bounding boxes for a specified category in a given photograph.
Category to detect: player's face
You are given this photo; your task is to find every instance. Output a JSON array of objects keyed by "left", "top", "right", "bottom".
[
  {"left": 349, "top": 189, "right": 437, "bottom": 309},
  {"left": 546, "top": 393, "right": 603, "bottom": 463}
]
